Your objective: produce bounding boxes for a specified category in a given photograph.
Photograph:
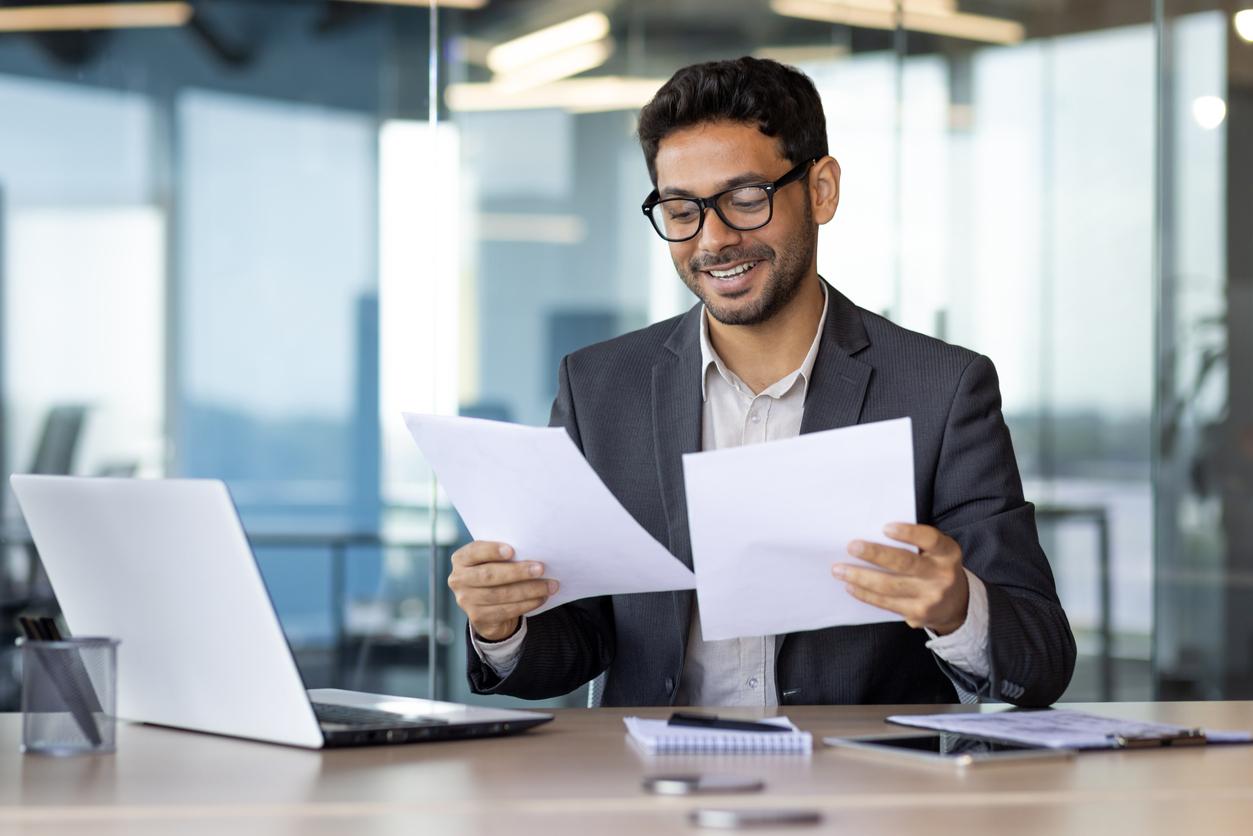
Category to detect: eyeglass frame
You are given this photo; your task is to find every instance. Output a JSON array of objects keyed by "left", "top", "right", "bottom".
[{"left": 640, "top": 157, "right": 819, "bottom": 242}]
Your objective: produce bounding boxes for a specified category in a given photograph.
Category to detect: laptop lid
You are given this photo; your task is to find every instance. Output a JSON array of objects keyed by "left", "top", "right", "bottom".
[{"left": 11, "top": 475, "right": 325, "bottom": 748}]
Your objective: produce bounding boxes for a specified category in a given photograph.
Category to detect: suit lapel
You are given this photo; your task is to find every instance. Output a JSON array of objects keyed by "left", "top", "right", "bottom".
[
  {"left": 652, "top": 305, "right": 704, "bottom": 677},
  {"left": 800, "top": 282, "right": 873, "bottom": 435},
  {"left": 652, "top": 304, "right": 705, "bottom": 570}
]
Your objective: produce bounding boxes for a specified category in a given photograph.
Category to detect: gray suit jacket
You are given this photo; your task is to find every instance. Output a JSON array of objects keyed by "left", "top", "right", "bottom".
[{"left": 467, "top": 283, "right": 1075, "bottom": 708}]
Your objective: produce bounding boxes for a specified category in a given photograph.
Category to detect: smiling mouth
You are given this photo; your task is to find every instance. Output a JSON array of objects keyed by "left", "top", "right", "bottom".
[{"left": 705, "top": 261, "right": 759, "bottom": 280}]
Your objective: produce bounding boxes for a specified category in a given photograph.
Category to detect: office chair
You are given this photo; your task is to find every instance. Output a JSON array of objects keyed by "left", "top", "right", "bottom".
[{"left": 28, "top": 405, "right": 88, "bottom": 475}]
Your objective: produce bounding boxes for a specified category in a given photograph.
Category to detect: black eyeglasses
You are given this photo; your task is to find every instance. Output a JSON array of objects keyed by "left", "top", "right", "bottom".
[{"left": 641, "top": 158, "right": 817, "bottom": 243}]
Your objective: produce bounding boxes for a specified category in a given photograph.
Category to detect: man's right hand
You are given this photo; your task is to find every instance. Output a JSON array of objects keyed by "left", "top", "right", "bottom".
[{"left": 448, "top": 541, "right": 558, "bottom": 642}]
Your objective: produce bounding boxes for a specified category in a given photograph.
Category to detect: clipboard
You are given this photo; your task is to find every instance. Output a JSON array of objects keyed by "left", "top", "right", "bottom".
[
  {"left": 1107, "top": 728, "right": 1208, "bottom": 749},
  {"left": 884, "top": 708, "right": 1252, "bottom": 751}
]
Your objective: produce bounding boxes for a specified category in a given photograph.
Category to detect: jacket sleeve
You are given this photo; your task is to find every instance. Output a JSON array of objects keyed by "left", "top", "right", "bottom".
[
  {"left": 929, "top": 354, "right": 1077, "bottom": 707},
  {"left": 465, "top": 355, "right": 617, "bottom": 700}
]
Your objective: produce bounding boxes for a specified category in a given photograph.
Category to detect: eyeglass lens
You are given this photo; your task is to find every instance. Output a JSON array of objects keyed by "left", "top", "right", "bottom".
[{"left": 649, "top": 186, "right": 771, "bottom": 241}]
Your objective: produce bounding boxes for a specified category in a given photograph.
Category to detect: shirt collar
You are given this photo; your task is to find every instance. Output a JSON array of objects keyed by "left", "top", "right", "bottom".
[{"left": 699, "top": 282, "right": 829, "bottom": 402}]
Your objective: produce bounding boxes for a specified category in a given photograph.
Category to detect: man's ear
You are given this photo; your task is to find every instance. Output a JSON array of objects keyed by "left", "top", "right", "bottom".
[{"left": 810, "top": 156, "right": 841, "bottom": 225}]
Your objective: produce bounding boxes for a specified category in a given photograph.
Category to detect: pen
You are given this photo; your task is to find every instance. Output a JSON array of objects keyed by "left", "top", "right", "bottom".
[
  {"left": 38, "top": 617, "right": 102, "bottom": 713},
  {"left": 668, "top": 712, "right": 790, "bottom": 733},
  {"left": 18, "top": 616, "right": 103, "bottom": 747}
]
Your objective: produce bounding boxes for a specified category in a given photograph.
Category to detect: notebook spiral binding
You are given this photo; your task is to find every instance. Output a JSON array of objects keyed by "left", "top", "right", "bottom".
[{"left": 645, "top": 733, "right": 812, "bottom": 754}]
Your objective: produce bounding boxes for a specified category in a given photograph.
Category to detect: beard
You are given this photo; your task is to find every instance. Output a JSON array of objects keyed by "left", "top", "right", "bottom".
[{"left": 675, "top": 205, "right": 817, "bottom": 327}]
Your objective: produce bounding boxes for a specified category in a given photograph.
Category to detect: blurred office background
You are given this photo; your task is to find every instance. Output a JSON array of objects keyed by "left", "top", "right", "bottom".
[{"left": 0, "top": 0, "right": 1248, "bottom": 709}]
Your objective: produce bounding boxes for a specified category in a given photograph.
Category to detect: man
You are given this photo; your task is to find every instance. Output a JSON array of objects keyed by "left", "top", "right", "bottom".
[{"left": 448, "top": 57, "right": 1075, "bottom": 708}]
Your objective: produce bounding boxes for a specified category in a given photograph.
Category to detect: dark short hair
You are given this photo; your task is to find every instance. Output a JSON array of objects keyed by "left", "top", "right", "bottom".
[{"left": 637, "top": 56, "right": 828, "bottom": 185}]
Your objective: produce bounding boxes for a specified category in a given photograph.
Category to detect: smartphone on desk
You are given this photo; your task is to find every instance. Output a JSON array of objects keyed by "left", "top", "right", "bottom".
[{"left": 825, "top": 732, "right": 1075, "bottom": 768}]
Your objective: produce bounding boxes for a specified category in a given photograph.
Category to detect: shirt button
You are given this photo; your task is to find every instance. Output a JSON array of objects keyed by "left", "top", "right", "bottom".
[
  {"left": 747, "top": 677, "right": 758, "bottom": 689},
  {"left": 750, "top": 412, "right": 760, "bottom": 423}
]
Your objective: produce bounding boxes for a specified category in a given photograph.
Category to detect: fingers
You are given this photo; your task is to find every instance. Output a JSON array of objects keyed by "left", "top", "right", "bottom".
[
  {"left": 833, "top": 564, "right": 922, "bottom": 598},
  {"left": 457, "top": 579, "right": 558, "bottom": 609},
  {"left": 463, "top": 559, "right": 546, "bottom": 588},
  {"left": 882, "top": 523, "right": 950, "bottom": 555},
  {"left": 842, "top": 583, "right": 917, "bottom": 624},
  {"left": 843, "top": 576, "right": 946, "bottom": 629},
  {"left": 835, "top": 525, "right": 967, "bottom": 632},
  {"left": 452, "top": 541, "right": 518, "bottom": 568},
  {"left": 846, "top": 540, "right": 918, "bottom": 574},
  {"left": 450, "top": 541, "right": 545, "bottom": 587},
  {"left": 840, "top": 525, "right": 960, "bottom": 578},
  {"left": 473, "top": 597, "right": 549, "bottom": 625},
  {"left": 453, "top": 576, "right": 559, "bottom": 629},
  {"left": 448, "top": 540, "right": 559, "bottom": 629}
]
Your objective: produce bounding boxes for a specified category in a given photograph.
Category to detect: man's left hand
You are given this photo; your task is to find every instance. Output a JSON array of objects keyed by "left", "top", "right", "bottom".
[{"left": 833, "top": 523, "right": 969, "bottom": 635}]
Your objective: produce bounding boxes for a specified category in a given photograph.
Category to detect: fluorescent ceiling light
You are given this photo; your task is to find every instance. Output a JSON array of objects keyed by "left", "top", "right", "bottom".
[
  {"left": 773, "top": 0, "right": 954, "bottom": 17},
  {"left": 752, "top": 44, "right": 851, "bottom": 64},
  {"left": 770, "top": 0, "right": 1025, "bottom": 45},
  {"left": 339, "top": 0, "right": 488, "bottom": 8},
  {"left": 447, "top": 75, "right": 666, "bottom": 113},
  {"left": 487, "top": 11, "right": 611, "bottom": 74},
  {"left": 494, "top": 38, "right": 614, "bottom": 92},
  {"left": 874, "top": 0, "right": 956, "bottom": 10},
  {"left": 0, "top": 2, "right": 193, "bottom": 32},
  {"left": 1235, "top": 9, "right": 1253, "bottom": 43}
]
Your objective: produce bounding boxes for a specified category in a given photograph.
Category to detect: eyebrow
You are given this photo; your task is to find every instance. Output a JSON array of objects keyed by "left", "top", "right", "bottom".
[{"left": 659, "top": 171, "right": 774, "bottom": 198}]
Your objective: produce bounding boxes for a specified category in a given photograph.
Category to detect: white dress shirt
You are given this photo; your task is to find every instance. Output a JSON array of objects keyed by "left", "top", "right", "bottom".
[{"left": 473, "top": 285, "right": 991, "bottom": 701}]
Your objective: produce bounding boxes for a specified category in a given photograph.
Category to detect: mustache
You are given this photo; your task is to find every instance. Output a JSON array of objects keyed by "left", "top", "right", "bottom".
[{"left": 689, "top": 247, "right": 774, "bottom": 273}]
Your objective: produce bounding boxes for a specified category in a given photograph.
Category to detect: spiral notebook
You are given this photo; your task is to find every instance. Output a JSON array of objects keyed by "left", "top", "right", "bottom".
[{"left": 624, "top": 716, "right": 813, "bottom": 754}]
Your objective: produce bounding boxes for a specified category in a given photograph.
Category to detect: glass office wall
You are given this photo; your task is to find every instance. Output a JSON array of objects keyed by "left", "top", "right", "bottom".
[
  {"left": 1154, "top": 3, "right": 1250, "bottom": 699},
  {"left": 0, "top": 1, "right": 1249, "bottom": 710},
  {"left": 0, "top": 1, "right": 439, "bottom": 705}
]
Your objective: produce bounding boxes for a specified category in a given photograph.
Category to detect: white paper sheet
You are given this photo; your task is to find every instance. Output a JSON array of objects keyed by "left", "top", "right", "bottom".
[
  {"left": 403, "top": 413, "right": 695, "bottom": 614},
  {"left": 682, "top": 417, "right": 914, "bottom": 641}
]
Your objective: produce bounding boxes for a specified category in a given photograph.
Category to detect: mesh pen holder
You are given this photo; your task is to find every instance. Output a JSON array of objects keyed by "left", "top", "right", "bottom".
[{"left": 20, "top": 637, "right": 120, "bottom": 755}]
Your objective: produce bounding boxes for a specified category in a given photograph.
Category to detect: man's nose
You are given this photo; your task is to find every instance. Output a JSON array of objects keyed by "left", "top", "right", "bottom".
[{"left": 696, "top": 206, "right": 743, "bottom": 254}]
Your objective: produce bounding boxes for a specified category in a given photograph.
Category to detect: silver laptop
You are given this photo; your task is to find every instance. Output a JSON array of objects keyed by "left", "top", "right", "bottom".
[{"left": 10, "top": 475, "right": 552, "bottom": 749}]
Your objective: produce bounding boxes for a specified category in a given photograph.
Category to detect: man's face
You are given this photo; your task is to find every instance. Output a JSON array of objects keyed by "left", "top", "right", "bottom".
[{"left": 652, "top": 120, "right": 818, "bottom": 327}]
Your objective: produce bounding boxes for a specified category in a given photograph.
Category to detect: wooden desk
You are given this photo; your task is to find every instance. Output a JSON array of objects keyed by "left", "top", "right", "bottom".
[{"left": 2, "top": 702, "right": 1253, "bottom": 835}]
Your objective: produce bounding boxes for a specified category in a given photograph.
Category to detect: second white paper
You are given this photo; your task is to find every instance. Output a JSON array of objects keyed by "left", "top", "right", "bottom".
[{"left": 682, "top": 417, "right": 914, "bottom": 641}]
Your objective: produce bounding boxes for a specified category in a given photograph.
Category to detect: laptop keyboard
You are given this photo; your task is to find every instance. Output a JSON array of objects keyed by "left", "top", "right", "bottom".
[{"left": 311, "top": 702, "right": 448, "bottom": 729}]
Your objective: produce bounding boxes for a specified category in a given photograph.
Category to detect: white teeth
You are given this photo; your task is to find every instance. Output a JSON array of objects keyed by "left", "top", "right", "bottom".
[{"left": 708, "top": 262, "right": 756, "bottom": 279}]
